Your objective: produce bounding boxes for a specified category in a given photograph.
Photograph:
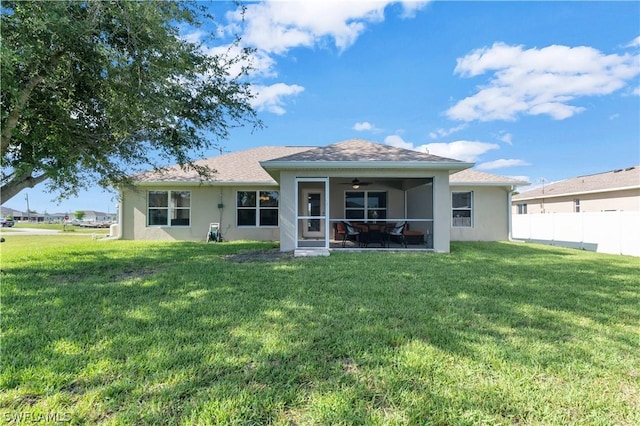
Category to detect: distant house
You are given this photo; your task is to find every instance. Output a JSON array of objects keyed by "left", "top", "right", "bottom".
[
  {"left": 44, "top": 213, "right": 69, "bottom": 223},
  {"left": 119, "top": 139, "right": 528, "bottom": 253},
  {"left": 512, "top": 166, "right": 640, "bottom": 214},
  {"left": 1, "top": 206, "right": 24, "bottom": 220},
  {"left": 82, "top": 211, "right": 116, "bottom": 222}
]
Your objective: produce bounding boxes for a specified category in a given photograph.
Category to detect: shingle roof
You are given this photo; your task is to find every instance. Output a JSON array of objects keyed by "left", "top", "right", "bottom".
[
  {"left": 513, "top": 165, "right": 640, "bottom": 200},
  {"left": 134, "top": 146, "right": 313, "bottom": 184},
  {"left": 450, "top": 169, "right": 529, "bottom": 186},
  {"left": 265, "top": 139, "right": 463, "bottom": 163},
  {"left": 133, "top": 140, "right": 528, "bottom": 186}
]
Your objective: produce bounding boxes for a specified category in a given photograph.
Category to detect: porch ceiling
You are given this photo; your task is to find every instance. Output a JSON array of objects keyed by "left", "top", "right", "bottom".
[{"left": 331, "top": 177, "right": 432, "bottom": 191}]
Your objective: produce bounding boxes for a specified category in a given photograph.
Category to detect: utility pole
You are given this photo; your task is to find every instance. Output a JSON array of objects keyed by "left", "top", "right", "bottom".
[
  {"left": 538, "top": 177, "right": 547, "bottom": 213},
  {"left": 25, "top": 193, "right": 30, "bottom": 222}
]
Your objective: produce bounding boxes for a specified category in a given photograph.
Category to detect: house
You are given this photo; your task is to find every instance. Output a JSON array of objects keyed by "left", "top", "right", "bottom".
[
  {"left": 1, "top": 206, "right": 24, "bottom": 220},
  {"left": 44, "top": 212, "right": 69, "bottom": 223},
  {"left": 119, "top": 139, "right": 528, "bottom": 253},
  {"left": 512, "top": 166, "right": 640, "bottom": 214},
  {"left": 81, "top": 210, "right": 116, "bottom": 223}
]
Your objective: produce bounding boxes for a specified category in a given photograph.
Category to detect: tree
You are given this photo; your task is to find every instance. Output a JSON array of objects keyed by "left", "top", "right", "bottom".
[
  {"left": 74, "top": 210, "right": 85, "bottom": 221},
  {"left": 1, "top": 1, "right": 260, "bottom": 203}
]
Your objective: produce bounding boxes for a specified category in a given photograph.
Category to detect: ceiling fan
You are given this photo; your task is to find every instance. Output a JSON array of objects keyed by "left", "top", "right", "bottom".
[{"left": 346, "top": 178, "right": 371, "bottom": 189}]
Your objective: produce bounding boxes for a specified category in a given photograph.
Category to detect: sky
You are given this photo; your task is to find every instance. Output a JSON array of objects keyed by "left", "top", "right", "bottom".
[{"left": 7, "top": 0, "right": 640, "bottom": 215}]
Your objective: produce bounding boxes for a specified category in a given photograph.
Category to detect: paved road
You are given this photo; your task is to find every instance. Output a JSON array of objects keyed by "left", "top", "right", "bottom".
[
  {"left": 1, "top": 227, "right": 110, "bottom": 236},
  {"left": 2, "top": 227, "right": 59, "bottom": 234}
]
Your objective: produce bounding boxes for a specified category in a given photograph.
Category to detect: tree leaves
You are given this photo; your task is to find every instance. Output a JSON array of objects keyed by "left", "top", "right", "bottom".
[{"left": 1, "top": 0, "right": 261, "bottom": 202}]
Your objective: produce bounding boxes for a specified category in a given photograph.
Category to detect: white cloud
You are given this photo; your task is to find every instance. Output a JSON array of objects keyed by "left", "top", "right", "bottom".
[
  {"left": 181, "top": 29, "right": 207, "bottom": 45},
  {"left": 428, "top": 123, "right": 468, "bottom": 139},
  {"left": 354, "top": 121, "right": 378, "bottom": 131},
  {"left": 384, "top": 135, "right": 414, "bottom": 150},
  {"left": 202, "top": 44, "right": 277, "bottom": 79},
  {"left": 447, "top": 42, "right": 640, "bottom": 122},
  {"left": 633, "top": 87, "right": 640, "bottom": 96},
  {"left": 422, "top": 140, "right": 499, "bottom": 162},
  {"left": 398, "top": 1, "right": 430, "bottom": 18},
  {"left": 250, "top": 83, "right": 305, "bottom": 115},
  {"left": 477, "top": 159, "right": 530, "bottom": 170},
  {"left": 626, "top": 36, "right": 640, "bottom": 48},
  {"left": 384, "top": 135, "right": 499, "bottom": 162},
  {"left": 218, "top": 2, "right": 425, "bottom": 115},
  {"left": 498, "top": 131, "right": 513, "bottom": 145},
  {"left": 226, "top": 1, "right": 429, "bottom": 54}
]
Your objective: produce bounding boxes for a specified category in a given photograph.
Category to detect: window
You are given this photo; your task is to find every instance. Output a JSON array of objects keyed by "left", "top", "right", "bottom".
[
  {"left": 452, "top": 191, "right": 472, "bottom": 227},
  {"left": 345, "top": 191, "right": 387, "bottom": 221},
  {"left": 147, "top": 190, "right": 190, "bottom": 226},
  {"left": 574, "top": 199, "right": 580, "bottom": 213},
  {"left": 517, "top": 203, "right": 528, "bottom": 214},
  {"left": 237, "top": 191, "right": 279, "bottom": 227}
]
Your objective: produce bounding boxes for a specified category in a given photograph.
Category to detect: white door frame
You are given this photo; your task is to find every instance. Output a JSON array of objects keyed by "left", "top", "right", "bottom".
[{"left": 295, "top": 177, "right": 329, "bottom": 249}]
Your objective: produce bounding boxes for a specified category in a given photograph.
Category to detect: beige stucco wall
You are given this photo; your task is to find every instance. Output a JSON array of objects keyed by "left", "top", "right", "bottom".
[
  {"left": 512, "top": 189, "right": 640, "bottom": 214},
  {"left": 120, "top": 185, "right": 281, "bottom": 242},
  {"left": 120, "top": 173, "right": 508, "bottom": 249},
  {"left": 450, "top": 186, "right": 510, "bottom": 242}
]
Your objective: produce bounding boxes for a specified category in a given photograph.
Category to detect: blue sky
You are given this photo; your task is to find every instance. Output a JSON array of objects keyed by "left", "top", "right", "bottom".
[{"left": 9, "top": 0, "right": 640, "bottom": 214}]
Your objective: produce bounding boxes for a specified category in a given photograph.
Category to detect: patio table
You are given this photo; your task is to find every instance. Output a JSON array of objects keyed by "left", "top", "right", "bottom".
[{"left": 358, "top": 223, "right": 387, "bottom": 248}]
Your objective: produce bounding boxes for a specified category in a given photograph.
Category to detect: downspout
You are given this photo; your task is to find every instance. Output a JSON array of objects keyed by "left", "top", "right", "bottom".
[
  {"left": 109, "top": 188, "right": 124, "bottom": 240},
  {"left": 218, "top": 188, "right": 224, "bottom": 241},
  {"left": 507, "top": 186, "right": 514, "bottom": 241}
]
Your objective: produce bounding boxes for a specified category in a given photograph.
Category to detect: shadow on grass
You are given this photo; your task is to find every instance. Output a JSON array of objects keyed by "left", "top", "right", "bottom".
[{"left": 2, "top": 241, "right": 638, "bottom": 424}]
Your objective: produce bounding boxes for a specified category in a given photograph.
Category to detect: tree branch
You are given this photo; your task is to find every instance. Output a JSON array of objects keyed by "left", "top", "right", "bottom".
[
  {"left": 0, "top": 172, "right": 49, "bottom": 203},
  {"left": 1, "top": 52, "right": 63, "bottom": 153}
]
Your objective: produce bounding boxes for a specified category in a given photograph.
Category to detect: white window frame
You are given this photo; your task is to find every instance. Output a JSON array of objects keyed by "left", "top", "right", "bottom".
[
  {"left": 344, "top": 190, "right": 388, "bottom": 221},
  {"left": 236, "top": 190, "right": 279, "bottom": 227},
  {"left": 452, "top": 191, "right": 473, "bottom": 227},
  {"left": 147, "top": 190, "right": 191, "bottom": 227}
]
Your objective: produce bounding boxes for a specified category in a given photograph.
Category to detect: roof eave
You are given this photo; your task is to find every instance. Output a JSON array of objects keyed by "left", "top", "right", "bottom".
[
  {"left": 260, "top": 160, "right": 473, "bottom": 171},
  {"left": 132, "top": 180, "right": 278, "bottom": 187},
  {"left": 451, "top": 181, "right": 530, "bottom": 187},
  {"left": 513, "top": 184, "right": 640, "bottom": 201}
]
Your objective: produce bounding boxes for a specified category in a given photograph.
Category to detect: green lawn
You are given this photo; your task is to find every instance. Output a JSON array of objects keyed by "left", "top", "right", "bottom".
[{"left": 1, "top": 236, "right": 638, "bottom": 425}]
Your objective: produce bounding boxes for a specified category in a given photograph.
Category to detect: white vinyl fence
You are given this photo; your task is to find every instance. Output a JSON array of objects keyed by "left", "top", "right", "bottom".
[{"left": 512, "top": 211, "right": 640, "bottom": 256}]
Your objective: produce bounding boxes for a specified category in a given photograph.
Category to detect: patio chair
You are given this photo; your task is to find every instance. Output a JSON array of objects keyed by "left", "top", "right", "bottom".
[
  {"left": 337, "top": 221, "right": 360, "bottom": 247},
  {"left": 387, "top": 221, "right": 407, "bottom": 248}
]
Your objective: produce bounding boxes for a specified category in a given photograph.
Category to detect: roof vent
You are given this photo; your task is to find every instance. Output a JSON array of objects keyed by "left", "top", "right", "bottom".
[{"left": 625, "top": 167, "right": 635, "bottom": 171}]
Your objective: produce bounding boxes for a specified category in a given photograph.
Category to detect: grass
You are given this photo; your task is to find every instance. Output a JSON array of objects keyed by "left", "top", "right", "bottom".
[{"left": 1, "top": 236, "right": 638, "bottom": 425}]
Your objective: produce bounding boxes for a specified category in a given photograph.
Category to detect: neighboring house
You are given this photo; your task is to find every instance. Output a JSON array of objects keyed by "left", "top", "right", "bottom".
[
  {"left": 512, "top": 166, "right": 640, "bottom": 214},
  {"left": 44, "top": 213, "right": 70, "bottom": 222},
  {"left": 1, "top": 206, "right": 24, "bottom": 220},
  {"left": 120, "top": 139, "right": 528, "bottom": 253},
  {"left": 81, "top": 211, "right": 116, "bottom": 222}
]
